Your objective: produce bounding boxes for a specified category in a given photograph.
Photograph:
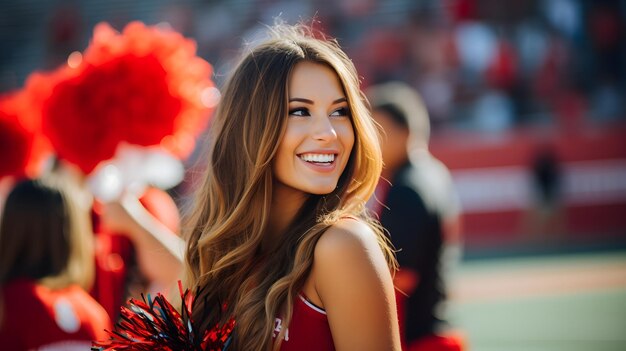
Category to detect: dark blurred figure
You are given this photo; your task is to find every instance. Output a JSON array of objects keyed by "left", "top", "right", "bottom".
[
  {"left": 367, "top": 82, "right": 464, "bottom": 351},
  {"left": 45, "top": 0, "right": 83, "bottom": 69},
  {"left": 0, "top": 176, "right": 111, "bottom": 350},
  {"left": 533, "top": 146, "right": 562, "bottom": 210},
  {"left": 525, "top": 143, "right": 565, "bottom": 241}
]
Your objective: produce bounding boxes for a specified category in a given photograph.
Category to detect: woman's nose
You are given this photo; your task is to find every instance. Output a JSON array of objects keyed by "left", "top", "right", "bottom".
[{"left": 311, "top": 115, "right": 338, "bottom": 142}]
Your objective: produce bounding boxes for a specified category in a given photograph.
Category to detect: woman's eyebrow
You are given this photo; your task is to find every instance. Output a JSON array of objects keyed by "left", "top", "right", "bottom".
[
  {"left": 289, "top": 97, "right": 313, "bottom": 104},
  {"left": 288, "top": 97, "right": 347, "bottom": 104}
]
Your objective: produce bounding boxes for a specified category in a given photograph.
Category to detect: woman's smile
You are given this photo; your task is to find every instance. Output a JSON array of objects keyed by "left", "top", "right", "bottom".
[{"left": 297, "top": 151, "right": 338, "bottom": 172}]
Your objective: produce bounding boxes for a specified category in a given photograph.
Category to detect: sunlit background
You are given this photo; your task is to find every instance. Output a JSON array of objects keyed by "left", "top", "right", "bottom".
[{"left": 1, "top": 0, "right": 625, "bottom": 350}]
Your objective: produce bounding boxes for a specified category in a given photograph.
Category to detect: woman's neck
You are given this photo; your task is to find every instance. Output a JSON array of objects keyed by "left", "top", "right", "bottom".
[{"left": 263, "top": 184, "right": 308, "bottom": 253}]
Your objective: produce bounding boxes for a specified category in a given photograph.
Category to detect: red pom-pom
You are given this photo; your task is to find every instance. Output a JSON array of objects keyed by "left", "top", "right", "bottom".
[
  {"left": 0, "top": 96, "right": 35, "bottom": 179},
  {"left": 40, "top": 21, "right": 216, "bottom": 174},
  {"left": 0, "top": 91, "right": 51, "bottom": 179},
  {"left": 92, "top": 286, "right": 235, "bottom": 351}
]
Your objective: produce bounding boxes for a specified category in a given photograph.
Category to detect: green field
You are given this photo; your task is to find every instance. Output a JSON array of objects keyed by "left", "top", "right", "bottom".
[{"left": 448, "top": 251, "right": 626, "bottom": 351}]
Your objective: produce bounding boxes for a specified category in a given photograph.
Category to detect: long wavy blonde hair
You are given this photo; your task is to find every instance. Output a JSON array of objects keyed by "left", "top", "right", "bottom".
[{"left": 183, "top": 23, "right": 396, "bottom": 351}]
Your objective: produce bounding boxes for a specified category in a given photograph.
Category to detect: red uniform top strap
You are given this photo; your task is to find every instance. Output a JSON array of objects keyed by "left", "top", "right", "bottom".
[{"left": 275, "top": 295, "right": 335, "bottom": 351}]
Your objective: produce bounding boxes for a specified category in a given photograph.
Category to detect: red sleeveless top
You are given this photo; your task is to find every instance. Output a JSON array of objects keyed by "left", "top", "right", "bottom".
[{"left": 274, "top": 295, "right": 335, "bottom": 351}]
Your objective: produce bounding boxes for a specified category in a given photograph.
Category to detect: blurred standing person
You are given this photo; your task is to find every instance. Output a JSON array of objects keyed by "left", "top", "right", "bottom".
[
  {"left": 0, "top": 176, "right": 111, "bottom": 350},
  {"left": 3, "top": 20, "right": 203, "bottom": 325},
  {"left": 366, "top": 82, "right": 464, "bottom": 351},
  {"left": 52, "top": 160, "right": 184, "bottom": 322},
  {"left": 524, "top": 143, "right": 565, "bottom": 242}
]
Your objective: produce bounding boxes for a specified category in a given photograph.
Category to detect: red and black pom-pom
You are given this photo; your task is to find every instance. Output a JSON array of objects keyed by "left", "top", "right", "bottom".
[{"left": 92, "top": 282, "right": 234, "bottom": 351}]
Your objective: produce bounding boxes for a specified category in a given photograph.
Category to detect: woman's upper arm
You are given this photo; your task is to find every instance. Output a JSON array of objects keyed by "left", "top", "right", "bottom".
[{"left": 312, "top": 219, "right": 401, "bottom": 351}]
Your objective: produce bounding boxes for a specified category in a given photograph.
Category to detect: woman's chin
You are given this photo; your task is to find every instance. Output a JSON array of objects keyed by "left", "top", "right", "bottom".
[{"left": 305, "top": 183, "right": 338, "bottom": 196}]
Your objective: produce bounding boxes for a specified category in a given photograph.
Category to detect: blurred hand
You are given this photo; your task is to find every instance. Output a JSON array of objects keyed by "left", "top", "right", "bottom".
[
  {"left": 100, "top": 194, "right": 147, "bottom": 239},
  {"left": 101, "top": 191, "right": 184, "bottom": 286},
  {"left": 0, "top": 176, "right": 16, "bottom": 214}
]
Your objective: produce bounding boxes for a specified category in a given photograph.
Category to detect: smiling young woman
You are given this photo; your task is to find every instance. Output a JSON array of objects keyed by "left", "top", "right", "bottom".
[
  {"left": 273, "top": 61, "right": 354, "bottom": 200},
  {"left": 183, "top": 23, "right": 401, "bottom": 351}
]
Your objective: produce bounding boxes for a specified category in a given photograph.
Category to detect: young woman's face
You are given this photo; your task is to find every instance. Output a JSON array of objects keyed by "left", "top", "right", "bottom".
[{"left": 272, "top": 61, "right": 355, "bottom": 196}]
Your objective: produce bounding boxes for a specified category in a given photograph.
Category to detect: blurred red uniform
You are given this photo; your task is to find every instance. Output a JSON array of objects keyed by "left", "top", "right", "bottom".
[{"left": 0, "top": 279, "right": 111, "bottom": 350}]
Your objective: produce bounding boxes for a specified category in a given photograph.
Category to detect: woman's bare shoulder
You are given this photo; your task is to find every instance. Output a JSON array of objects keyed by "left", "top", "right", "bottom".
[
  {"left": 312, "top": 217, "right": 390, "bottom": 288},
  {"left": 315, "top": 217, "right": 378, "bottom": 255},
  {"left": 310, "top": 218, "right": 400, "bottom": 350}
]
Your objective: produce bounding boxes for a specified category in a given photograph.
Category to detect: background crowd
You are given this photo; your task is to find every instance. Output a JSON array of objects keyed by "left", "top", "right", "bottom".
[{"left": 2, "top": 0, "right": 624, "bottom": 129}]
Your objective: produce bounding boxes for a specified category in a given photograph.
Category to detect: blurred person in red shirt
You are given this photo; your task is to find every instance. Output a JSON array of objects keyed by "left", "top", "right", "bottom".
[
  {"left": 0, "top": 175, "right": 111, "bottom": 350},
  {"left": 53, "top": 160, "right": 184, "bottom": 323}
]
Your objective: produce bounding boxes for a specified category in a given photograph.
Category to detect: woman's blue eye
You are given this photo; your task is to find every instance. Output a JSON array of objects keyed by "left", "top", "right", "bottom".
[
  {"left": 289, "top": 108, "right": 309, "bottom": 117},
  {"left": 330, "top": 107, "right": 350, "bottom": 117}
]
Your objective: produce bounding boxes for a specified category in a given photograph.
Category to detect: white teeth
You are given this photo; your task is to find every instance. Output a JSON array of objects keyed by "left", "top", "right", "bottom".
[{"left": 300, "top": 153, "right": 335, "bottom": 163}]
